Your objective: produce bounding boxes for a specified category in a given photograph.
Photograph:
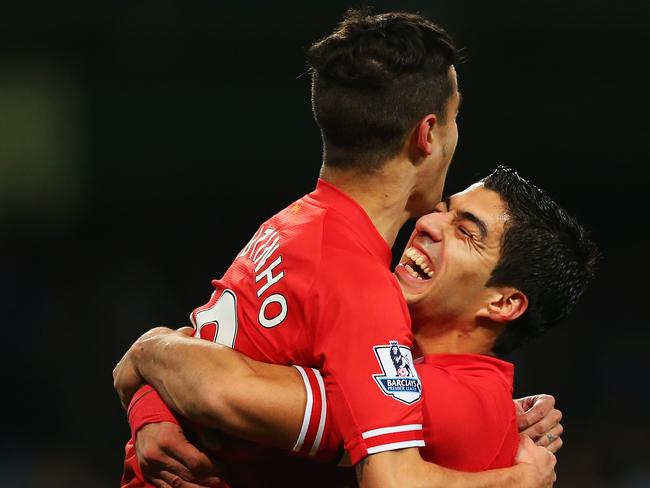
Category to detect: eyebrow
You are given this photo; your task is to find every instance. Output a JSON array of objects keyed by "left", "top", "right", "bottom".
[
  {"left": 445, "top": 195, "right": 488, "bottom": 240},
  {"left": 457, "top": 210, "right": 488, "bottom": 240}
]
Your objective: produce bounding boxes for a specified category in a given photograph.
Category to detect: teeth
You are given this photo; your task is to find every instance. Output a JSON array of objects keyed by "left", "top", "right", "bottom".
[
  {"left": 404, "top": 263, "right": 420, "bottom": 279},
  {"left": 403, "top": 247, "right": 434, "bottom": 278}
]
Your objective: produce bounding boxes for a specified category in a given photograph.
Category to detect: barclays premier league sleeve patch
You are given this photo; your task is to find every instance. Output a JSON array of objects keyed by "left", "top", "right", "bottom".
[{"left": 372, "top": 341, "right": 422, "bottom": 405}]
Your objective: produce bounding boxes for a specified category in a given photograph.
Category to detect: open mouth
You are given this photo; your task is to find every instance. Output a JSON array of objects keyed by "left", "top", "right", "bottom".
[{"left": 399, "top": 246, "right": 434, "bottom": 280}]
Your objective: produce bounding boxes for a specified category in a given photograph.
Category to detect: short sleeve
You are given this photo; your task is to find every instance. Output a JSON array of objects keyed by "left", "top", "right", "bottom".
[
  {"left": 290, "top": 366, "right": 344, "bottom": 462},
  {"left": 312, "top": 258, "right": 425, "bottom": 465}
]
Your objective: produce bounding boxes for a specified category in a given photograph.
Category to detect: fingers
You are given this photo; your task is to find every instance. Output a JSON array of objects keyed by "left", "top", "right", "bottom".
[
  {"left": 142, "top": 456, "right": 224, "bottom": 488},
  {"left": 158, "top": 470, "right": 223, "bottom": 488},
  {"left": 534, "top": 423, "right": 564, "bottom": 454},
  {"left": 516, "top": 394, "right": 555, "bottom": 432},
  {"left": 521, "top": 407, "right": 562, "bottom": 441},
  {"left": 547, "top": 436, "right": 563, "bottom": 454},
  {"left": 152, "top": 454, "right": 201, "bottom": 482},
  {"left": 136, "top": 421, "right": 225, "bottom": 488},
  {"left": 514, "top": 433, "right": 534, "bottom": 463},
  {"left": 161, "top": 441, "right": 219, "bottom": 476},
  {"left": 534, "top": 422, "right": 563, "bottom": 447},
  {"left": 149, "top": 480, "right": 173, "bottom": 488},
  {"left": 515, "top": 433, "right": 557, "bottom": 487},
  {"left": 137, "top": 423, "right": 221, "bottom": 487}
]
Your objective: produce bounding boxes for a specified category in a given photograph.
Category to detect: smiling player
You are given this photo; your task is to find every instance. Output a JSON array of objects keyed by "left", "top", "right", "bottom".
[{"left": 115, "top": 167, "right": 597, "bottom": 486}]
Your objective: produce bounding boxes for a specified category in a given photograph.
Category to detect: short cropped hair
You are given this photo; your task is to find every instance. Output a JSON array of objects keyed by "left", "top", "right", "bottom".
[
  {"left": 483, "top": 166, "right": 600, "bottom": 356},
  {"left": 307, "top": 10, "right": 459, "bottom": 172}
]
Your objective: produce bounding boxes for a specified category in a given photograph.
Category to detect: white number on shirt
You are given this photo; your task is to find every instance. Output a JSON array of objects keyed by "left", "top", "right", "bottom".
[{"left": 193, "top": 289, "right": 238, "bottom": 348}]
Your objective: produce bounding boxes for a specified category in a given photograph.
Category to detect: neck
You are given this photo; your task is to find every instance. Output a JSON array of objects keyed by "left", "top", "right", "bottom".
[
  {"left": 412, "top": 322, "right": 497, "bottom": 358},
  {"left": 320, "top": 162, "right": 415, "bottom": 247}
]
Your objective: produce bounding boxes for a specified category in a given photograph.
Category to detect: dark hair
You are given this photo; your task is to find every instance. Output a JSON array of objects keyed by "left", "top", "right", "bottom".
[
  {"left": 307, "top": 9, "right": 459, "bottom": 172},
  {"left": 482, "top": 166, "right": 600, "bottom": 356}
]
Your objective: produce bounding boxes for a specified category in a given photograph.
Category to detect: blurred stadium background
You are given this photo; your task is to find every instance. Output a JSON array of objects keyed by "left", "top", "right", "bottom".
[{"left": 1, "top": 1, "right": 648, "bottom": 486}]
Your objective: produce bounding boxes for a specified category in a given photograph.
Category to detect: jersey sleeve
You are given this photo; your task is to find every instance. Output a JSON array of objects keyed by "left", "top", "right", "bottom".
[
  {"left": 290, "top": 366, "right": 344, "bottom": 462},
  {"left": 313, "top": 262, "right": 425, "bottom": 465}
]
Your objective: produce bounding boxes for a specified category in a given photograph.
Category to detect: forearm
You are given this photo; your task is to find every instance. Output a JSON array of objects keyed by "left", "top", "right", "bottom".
[
  {"left": 131, "top": 332, "right": 239, "bottom": 421},
  {"left": 357, "top": 448, "right": 527, "bottom": 488},
  {"left": 403, "top": 461, "right": 524, "bottom": 488},
  {"left": 131, "top": 331, "right": 305, "bottom": 449}
]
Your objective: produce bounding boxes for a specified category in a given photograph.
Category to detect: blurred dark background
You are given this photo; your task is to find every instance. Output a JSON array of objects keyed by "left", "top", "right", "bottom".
[{"left": 1, "top": 1, "right": 648, "bottom": 486}]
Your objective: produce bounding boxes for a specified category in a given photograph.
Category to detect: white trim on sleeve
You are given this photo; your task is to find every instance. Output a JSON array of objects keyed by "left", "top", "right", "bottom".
[
  {"left": 366, "top": 440, "right": 426, "bottom": 455},
  {"left": 292, "top": 365, "right": 313, "bottom": 452},
  {"left": 362, "top": 424, "right": 423, "bottom": 439},
  {"left": 309, "top": 368, "right": 327, "bottom": 456}
]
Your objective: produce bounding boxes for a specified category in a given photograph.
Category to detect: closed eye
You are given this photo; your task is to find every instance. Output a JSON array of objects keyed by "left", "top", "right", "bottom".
[{"left": 458, "top": 227, "right": 474, "bottom": 239}]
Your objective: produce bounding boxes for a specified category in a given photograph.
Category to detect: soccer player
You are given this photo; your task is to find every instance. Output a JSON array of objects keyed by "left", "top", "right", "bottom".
[
  {"left": 115, "top": 167, "right": 596, "bottom": 485},
  {"left": 115, "top": 11, "right": 560, "bottom": 488},
  {"left": 115, "top": 167, "right": 597, "bottom": 485}
]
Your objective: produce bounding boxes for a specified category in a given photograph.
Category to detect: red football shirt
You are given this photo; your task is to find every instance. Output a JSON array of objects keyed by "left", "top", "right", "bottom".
[
  {"left": 417, "top": 354, "right": 518, "bottom": 470},
  {"left": 301, "top": 353, "right": 519, "bottom": 471},
  {"left": 122, "top": 179, "right": 423, "bottom": 486}
]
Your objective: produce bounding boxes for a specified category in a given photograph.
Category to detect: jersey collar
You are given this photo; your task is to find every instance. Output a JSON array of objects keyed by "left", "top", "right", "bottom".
[{"left": 306, "top": 178, "right": 393, "bottom": 268}]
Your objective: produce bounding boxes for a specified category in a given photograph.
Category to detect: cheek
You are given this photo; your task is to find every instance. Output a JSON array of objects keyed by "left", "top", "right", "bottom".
[
  {"left": 445, "top": 252, "right": 485, "bottom": 292},
  {"left": 447, "top": 124, "right": 459, "bottom": 151}
]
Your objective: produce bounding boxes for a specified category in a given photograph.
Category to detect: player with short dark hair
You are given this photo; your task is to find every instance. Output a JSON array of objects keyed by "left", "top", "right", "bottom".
[
  {"left": 115, "top": 10, "right": 558, "bottom": 488},
  {"left": 482, "top": 168, "right": 597, "bottom": 356},
  {"left": 309, "top": 9, "right": 459, "bottom": 172}
]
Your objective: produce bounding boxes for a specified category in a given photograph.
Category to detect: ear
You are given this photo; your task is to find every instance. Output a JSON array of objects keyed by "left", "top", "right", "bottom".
[
  {"left": 414, "top": 114, "right": 437, "bottom": 156},
  {"left": 478, "top": 288, "right": 528, "bottom": 324}
]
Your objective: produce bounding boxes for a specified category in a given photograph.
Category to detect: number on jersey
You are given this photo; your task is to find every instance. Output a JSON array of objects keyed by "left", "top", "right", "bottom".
[{"left": 193, "top": 290, "right": 238, "bottom": 348}]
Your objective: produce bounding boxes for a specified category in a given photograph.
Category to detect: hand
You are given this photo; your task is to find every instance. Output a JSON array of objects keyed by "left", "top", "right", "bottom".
[
  {"left": 113, "top": 348, "right": 144, "bottom": 410},
  {"left": 113, "top": 327, "right": 177, "bottom": 409},
  {"left": 136, "top": 421, "right": 227, "bottom": 488},
  {"left": 515, "top": 434, "right": 557, "bottom": 487},
  {"left": 515, "top": 394, "right": 563, "bottom": 453}
]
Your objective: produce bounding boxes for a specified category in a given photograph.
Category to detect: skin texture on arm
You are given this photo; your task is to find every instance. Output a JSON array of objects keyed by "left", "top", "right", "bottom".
[
  {"left": 122, "top": 327, "right": 306, "bottom": 450},
  {"left": 116, "top": 328, "right": 566, "bottom": 453},
  {"left": 115, "top": 328, "right": 557, "bottom": 488},
  {"left": 354, "top": 435, "right": 555, "bottom": 488}
]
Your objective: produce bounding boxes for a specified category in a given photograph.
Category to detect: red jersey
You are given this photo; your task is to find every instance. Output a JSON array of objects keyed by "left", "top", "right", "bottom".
[
  {"left": 122, "top": 179, "right": 423, "bottom": 486},
  {"left": 302, "top": 353, "right": 518, "bottom": 472},
  {"left": 417, "top": 354, "right": 518, "bottom": 471}
]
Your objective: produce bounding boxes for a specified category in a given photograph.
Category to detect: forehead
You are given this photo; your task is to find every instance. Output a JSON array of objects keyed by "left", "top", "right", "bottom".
[{"left": 449, "top": 183, "right": 509, "bottom": 240}]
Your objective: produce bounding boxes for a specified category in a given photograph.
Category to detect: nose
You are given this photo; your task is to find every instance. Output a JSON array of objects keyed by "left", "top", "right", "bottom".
[{"left": 414, "top": 211, "right": 452, "bottom": 242}]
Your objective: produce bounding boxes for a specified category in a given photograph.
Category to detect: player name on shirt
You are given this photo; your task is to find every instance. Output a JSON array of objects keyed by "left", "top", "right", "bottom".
[{"left": 237, "top": 225, "right": 287, "bottom": 329}]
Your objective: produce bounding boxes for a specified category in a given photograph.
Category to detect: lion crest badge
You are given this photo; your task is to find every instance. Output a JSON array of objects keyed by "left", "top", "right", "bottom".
[{"left": 372, "top": 340, "right": 422, "bottom": 405}]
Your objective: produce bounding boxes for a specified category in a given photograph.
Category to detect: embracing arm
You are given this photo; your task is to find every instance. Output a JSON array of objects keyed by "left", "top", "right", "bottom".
[
  {"left": 115, "top": 328, "right": 556, "bottom": 488},
  {"left": 118, "top": 326, "right": 305, "bottom": 450},
  {"left": 354, "top": 436, "right": 555, "bottom": 488}
]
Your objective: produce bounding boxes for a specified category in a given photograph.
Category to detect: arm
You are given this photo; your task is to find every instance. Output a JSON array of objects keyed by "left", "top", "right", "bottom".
[
  {"left": 114, "top": 334, "right": 228, "bottom": 488},
  {"left": 116, "top": 328, "right": 556, "bottom": 488},
  {"left": 354, "top": 437, "right": 555, "bottom": 488},
  {"left": 115, "top": 326, "right": 306, "bottom": 450}
]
